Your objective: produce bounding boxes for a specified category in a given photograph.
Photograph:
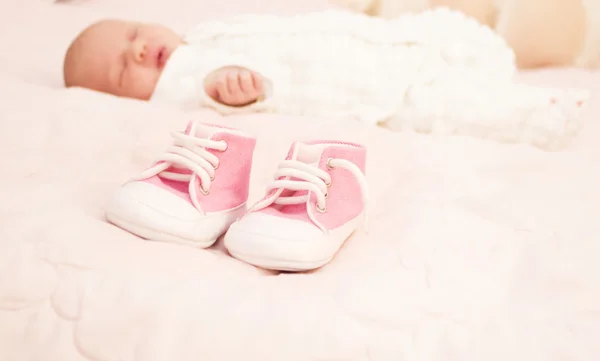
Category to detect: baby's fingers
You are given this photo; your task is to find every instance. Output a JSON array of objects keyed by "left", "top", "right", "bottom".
[
  {"left": 251, "top": 71, "right": 264, "bottom": 95},
  {"left": 238, "top": 70, "right": 255, "bottom": 94},
  {"left": 215, "top": 72, "right": 244, "bottom": 105},
  {"left": 213, "top": 76, "right": 230, "bottom": 102},
  {"left": 206, "top": 67, "right": 265, "bottom": 106},
  {"left": 225, "top": 72, "right": 242, "bottom": 100},
  {"left": 204, "top": 80, "right": 219, "bottom": 101}
]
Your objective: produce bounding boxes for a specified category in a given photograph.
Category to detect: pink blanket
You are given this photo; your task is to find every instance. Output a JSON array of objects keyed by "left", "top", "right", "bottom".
[{"left": 1, "top": 1, "right": 599, "bottom": 360}]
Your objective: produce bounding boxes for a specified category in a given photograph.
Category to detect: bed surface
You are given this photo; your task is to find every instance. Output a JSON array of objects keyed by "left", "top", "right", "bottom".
[{"left": 1, "top": 1, "right": 599, "bottom": 360}]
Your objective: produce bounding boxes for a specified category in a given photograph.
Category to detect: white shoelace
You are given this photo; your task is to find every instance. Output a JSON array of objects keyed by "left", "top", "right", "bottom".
[
  {"left": 135, "top": 130, "right": 228, "bottom": 210},
  {"left": 265, "top": 158, "right": 369, "bottom": 229}
]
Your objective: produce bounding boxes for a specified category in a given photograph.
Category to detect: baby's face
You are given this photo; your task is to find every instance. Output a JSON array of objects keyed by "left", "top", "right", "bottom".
[{"left": 64, "top": 20, "right": 183, "bottom": 100}]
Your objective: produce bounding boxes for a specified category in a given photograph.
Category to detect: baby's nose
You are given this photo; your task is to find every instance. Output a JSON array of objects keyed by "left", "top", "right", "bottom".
[{"left": 131, "top": 40, "right": 147, "bottom": 63}]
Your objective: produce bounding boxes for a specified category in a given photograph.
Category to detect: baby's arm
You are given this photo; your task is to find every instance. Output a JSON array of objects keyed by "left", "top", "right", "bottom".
[{"left": 204, "top": 66, "right": 266, "bottom": 107}]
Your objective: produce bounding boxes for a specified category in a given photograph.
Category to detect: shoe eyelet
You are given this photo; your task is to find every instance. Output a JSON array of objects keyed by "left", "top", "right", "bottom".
[
  {"left": 316, "top": 204, "right": 327, "bottom": 213},
  {"left": 210, "top": 174, "right": 215, "bottom": 181},
  {"left": 326, "top": 158, "right": 334, "bottom": 170},
  {"left": 200, "top": 187, "right": 210, "bottom": 195},
  {"left": 324, "top": 191, "right": 329, "bottom": 199},
  {"left": 326, "top": 181, "right": 332, "bottom": 188}
]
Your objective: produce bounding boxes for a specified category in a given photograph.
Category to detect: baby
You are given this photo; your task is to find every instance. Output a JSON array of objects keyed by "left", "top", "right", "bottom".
[
  {"left": 63, "top": 20, "right": 263, "bottom": 106},
  {"left": 63, "top": 9, "right": 588, "bottom": 149}
]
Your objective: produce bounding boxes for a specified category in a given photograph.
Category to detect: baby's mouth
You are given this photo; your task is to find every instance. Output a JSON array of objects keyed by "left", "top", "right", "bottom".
[{"left": 157, "top": 47, "right": 169, "bottom": 68}]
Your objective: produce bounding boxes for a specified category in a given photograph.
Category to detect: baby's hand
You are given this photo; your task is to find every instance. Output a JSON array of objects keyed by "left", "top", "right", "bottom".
[{"left": 204, "top": 66, "right": 265, "bottom": 107}]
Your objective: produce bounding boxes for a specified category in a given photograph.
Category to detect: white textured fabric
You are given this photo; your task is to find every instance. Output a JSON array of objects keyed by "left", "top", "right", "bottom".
[
  {"left": 151, "top": 8, "right": 589, "bottom": 149},
  {"left": 152, "top": 8, "right": 515, "bottom": 120}
]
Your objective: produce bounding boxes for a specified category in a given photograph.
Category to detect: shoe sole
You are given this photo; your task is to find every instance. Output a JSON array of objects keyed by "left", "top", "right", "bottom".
[{"left": 227, "top": 249, "right": 334, "bottom": 272}]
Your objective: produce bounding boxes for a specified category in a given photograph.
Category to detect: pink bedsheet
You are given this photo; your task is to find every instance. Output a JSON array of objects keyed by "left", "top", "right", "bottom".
[{"left": 1, "top": 1, "right": 599, "bottom": 360}]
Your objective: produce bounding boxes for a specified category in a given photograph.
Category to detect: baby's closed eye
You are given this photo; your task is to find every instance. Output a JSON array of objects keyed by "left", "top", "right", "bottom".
[
  {"left": 118, "top": 26, "right": 139, "bottom": 87},
  {"left": 128, "top": 26, "right": 139, "bottom": 42}
]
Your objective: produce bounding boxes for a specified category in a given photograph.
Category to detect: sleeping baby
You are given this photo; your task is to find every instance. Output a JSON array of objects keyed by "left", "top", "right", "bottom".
[{"left": 63, "top": 8, "right": 588, "bottom": 150}]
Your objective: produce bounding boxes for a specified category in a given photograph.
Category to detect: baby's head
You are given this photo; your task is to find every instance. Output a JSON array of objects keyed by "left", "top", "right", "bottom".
[{"left": 63, "top": 20, "right": 183, "bottom": 100}]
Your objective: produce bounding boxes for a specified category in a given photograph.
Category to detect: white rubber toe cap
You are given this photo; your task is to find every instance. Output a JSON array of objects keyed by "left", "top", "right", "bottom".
[
  {"left": 224, "top": 212, "right": 357, "bottom": 270},
  {"left": 105, "top": 181, "right": 240, "bottom": 247}
]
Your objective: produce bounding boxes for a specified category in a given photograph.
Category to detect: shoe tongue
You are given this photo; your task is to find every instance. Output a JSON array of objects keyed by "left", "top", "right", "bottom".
[
  {"left": 292, "top": 142, "right": 329, "bottom": 164},
  {"left": 184, "top": 121, "right": 235, "bottom": 140}
]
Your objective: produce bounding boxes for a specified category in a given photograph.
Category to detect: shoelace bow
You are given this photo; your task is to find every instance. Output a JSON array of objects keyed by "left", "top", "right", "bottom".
[
  {"left": 265, "top": 158, "right": 369, "bottom": 230},
  {"left": 136, "top": 130, "right": 227, "bottom": 210}
]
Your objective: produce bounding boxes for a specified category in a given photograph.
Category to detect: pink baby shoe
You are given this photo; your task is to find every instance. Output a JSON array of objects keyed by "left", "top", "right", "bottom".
[
  {"left": 105, "top": 121, "right": 256, "bottom": 248},
  {"left": 224, "top": 141, "right": 368, "bottom": 271}
]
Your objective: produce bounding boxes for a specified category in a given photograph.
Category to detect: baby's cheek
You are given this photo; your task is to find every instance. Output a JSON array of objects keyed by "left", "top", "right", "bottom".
[{"left": 129, "top": 68, "right": 161, "bottom": 100}]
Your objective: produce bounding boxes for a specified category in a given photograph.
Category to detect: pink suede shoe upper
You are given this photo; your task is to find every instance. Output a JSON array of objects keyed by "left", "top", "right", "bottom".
[
  {"left": 141, "top": 122, "right": 256, "bottom": 214},
  {"left": 250, "top": 141, "right": 367, "bottom": 231}
]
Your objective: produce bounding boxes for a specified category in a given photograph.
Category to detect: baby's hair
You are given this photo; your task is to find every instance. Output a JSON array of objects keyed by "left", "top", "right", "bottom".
[
  {"left": 62, "top": 20, "right": 107, "bottom": 88},
  {"left": 63, "top": 36, "right": 81, "bottom": 87}
]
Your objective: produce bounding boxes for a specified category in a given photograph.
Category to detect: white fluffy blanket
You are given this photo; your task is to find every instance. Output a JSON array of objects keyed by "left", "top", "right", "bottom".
[
  {"left": 0, "top": 1, "right": 599, "bottom": 361},
  {"left": 155, "top": 8, "right": 588, "bottom": 151}
]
